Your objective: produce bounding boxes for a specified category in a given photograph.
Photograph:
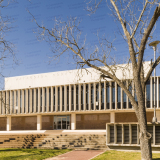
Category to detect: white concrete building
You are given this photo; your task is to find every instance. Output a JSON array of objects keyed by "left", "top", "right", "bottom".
[{"left": 0, "top": 62, "right": 160, "bottom": 147}]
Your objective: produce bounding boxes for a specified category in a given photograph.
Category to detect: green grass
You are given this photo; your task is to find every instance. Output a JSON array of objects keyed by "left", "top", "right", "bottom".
[
  {"left": 0, "top": 148, "right": 71, "bottom": 160},
  {"left": 93, "top": 150, "right": 160, "bottom": 160}
]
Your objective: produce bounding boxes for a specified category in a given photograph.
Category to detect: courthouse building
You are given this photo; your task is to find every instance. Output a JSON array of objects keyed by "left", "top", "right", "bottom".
[{"left": 1, "top": 62, "right": 160, "bottom": 146}]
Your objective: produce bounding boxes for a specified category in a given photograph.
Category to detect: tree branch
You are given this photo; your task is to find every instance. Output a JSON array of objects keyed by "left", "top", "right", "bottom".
[
  {"left": 144, "top": 56, "right": 160, "bottom": 84},
  {"left": 131, "top": 0, "right": 148, "bottom": 38},
  {"left": 137, "top": 5, "right": 160, "bottom": 74}
]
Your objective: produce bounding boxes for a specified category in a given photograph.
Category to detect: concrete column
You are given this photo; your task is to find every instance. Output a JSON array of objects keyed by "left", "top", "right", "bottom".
[
  {"left": 137, "top": 124, "right": 140, "bottom": 144},
  {"left": 104, "top": 81, "right": 106, "bottom": 110},
  {"left": 150, "top": 78, "right": 153, "bottom": 108},
  {"left": 7, "top": 116, "right": 11, "bottom": 131},
  {"left": 129, "top": 124, "right": 132, "bottom": 144},
  {"left": 153, "top": 124, "right": 155, "bottom": 145},
  {"left": 6, "top": 91, "right": 9, "bottom": 114},
  {"left": 74, "top": 84, "right": 76, "bottom": 111},
  {"left": 3, "top": 91, "right": 6, "bottom": 115},
  {"left": 37, "top": 115, "right": 42, "bottom": 130},
  {"left": 121, "top": 87, "right": 123, "bottom": 109},
  {"left": 110, "top": 112, "right": 115, "bottom": 123},
  {"left": 157, "top": 77, "right": 159, "bottom": 108},
  {"left": 55, "top": 87, "right": 58, "bottom": 112},
  {"left": 69, "top": 85, "right": 71, "bottom": 111},
  {"left": 14, "top": 90, "right": 16, "bottom": 114},
  {"left": 106, "top": 123, "right": 109, "bottom": 144},
  {"left": 83, "top": 83, "right": 86, "bottom": 111},
  {"left": 71, "top": 113, "right": 76, "bottom": 130},
  {"left": 26, "top": 89, "right": 28, "bottom": 113},
  {"left": 110, "top": 82, "right": 112, "bottom": 109},
  {"left": 30, "top": 89, "right": 32, "bottom": 113},
  {"left": 22, "top": 90, "right": 24, "bottom": 113},
  {"left": 94, "top": 83, "right": 96, "bottom": 110},
  {"left": 79, "top": 84, "right": 81, "bottom": 111},
  {"left": 10, "top": 91, "right": 13, "bottom": 114},
  {"left": 60, "top": 86, "right": 62, "bottom": 112},
  {"left": 157, "top": 111, "right": 160, "bottom": 122},
  {"left": 34, "top": 88, "right": 37, "bottom": 113},
  {"left": 115, "top": 82, "right": 117, "bottom": 110},
  {"left": 114, "top": 124, "right": 117, "bottom": 144},
  {"left": 18, "top": 90, "right": 20, "bottom": 114},
  {"left": 122, "top": 124, "right": 124, "bottom": 144},
  {"left": 126, "top": 81, "right": 129, "bottom": 109}
]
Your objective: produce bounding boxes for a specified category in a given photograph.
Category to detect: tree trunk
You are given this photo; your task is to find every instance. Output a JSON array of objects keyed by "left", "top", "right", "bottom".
[
  {"left": 138, "top": 105, "right": 152, "bottom": 160},
  {"left": 140, "top": 131, "right": 152, "bottom": 160}
]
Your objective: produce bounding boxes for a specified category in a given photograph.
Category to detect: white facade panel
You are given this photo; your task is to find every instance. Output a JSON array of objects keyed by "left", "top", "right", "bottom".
[{"left": 5, "top": 62, "right": 151, "bottom": 90}]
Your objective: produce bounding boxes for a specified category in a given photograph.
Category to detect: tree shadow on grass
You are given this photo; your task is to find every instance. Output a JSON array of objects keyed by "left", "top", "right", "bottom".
[
  {"left": 0, "top": 153, "right": 38, "bottom": 160},
  {"left": 0, "top": 148, "right": 70, "bottom": 160}
]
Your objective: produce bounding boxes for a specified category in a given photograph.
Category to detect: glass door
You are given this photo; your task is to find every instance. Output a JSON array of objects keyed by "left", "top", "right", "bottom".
[
  {"left": 57, "top": 117, "right": 67, "bottom": 129},
  {"left": 54, "top": 115, "right": 70, "bottom": 130}
]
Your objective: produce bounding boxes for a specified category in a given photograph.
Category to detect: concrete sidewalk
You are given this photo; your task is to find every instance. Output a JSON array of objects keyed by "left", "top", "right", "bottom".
[{"left": 45, "top": 150, "right": 105, "bottom": 160}]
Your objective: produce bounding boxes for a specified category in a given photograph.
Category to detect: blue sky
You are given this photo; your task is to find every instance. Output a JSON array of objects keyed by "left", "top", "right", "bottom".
[{"left": 1, "top": 0, "right": 160, "bottom": 89}]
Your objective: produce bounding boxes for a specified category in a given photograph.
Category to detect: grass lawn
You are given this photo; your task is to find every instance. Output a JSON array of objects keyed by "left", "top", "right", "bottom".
[
  {"left": 93, "top": 150, "right": 160, "bottom": 160},
  {"left": 0, "top": 148, "right": 71, "bottom": 160}
]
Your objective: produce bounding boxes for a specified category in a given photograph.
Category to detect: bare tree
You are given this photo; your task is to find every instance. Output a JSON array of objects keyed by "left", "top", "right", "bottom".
[
  {"left": 0, "top": 0, "right": 16, "bottom": 113},
  {"left": 32, "top": 0, "right": 160, "bottom": 159}
]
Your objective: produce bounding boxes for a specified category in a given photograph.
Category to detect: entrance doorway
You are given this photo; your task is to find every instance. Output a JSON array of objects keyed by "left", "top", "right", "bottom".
[
  {"left": 57, "top": 117, "right": 67, "bottom": 129},
  {"left": 54, "top": 115, "right": 70, "bottom": 130}
]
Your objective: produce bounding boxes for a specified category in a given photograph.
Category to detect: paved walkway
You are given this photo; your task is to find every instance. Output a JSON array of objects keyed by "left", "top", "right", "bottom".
[{"left": 45, "top": 150, "right": 105, "bottom": 160}]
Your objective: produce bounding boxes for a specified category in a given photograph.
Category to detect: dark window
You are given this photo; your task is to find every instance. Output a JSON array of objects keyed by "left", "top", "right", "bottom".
[
  {"left": 40, "top": 88, "right": 42, "bottom": 112},
  {"left": 45, "top": 88, "right": 47, "bottom": 112},
  {"left": 117, "top": 85, "right": 121, "bottom": 109},
  {"left": 91, "top": 84, "right": 94, "bottom": 110},
  {"left": 48, "top": 88, "right": 51, "bottom": 112},
  {"left": 128, "top": 82, "right": 132, "bottom": 109},
  {"left": 8, "top": 92, "right": 10, "bottom": 114},
  {"left": 112, "top": 82, "right": 115, "bottom": 109},
  {"left": 12, "top": 91, "right": 14, "bottom": 113},
  {"left": 1, "top": 92, "right": 2, "bottom": 114},
  {"left": 24, "top": 90, "right": 26, "bottom": 113},
  {"left": 36, "top": 89, "right": 38, "bottom": 112},
  {"left": 101, "top": 83, "right": 104, "bottom": 110},
  {"left": 106, "top": 83, "right": 110, "bottom": 109},
  {"left": 20, "top": 90, "right": 22, "bottom": 113},
  {"left": 53, "top": 87, "right": 55, "bottom": 111},
  {"left": 152, "top": 78, "right": 157, "bottom": 108},
  {"left": 146, "top": 80, "right": 150, "bottom": 108},
  {"left": 76, "top": 85, "right": 79, "bottom": 110},
  {"left": 81, "top": 85, "right": 83, "bottom": 110},
  {"left": 67, "top": 86, "right": 69, "bottom": 111},
  {"left": 32, "top": 89, "right": 34, "bottom": 112},
  {"left": 123, "top": 81, "right": 127, "bottom": 109},
  {"left": 62, "top": 86, "right": 64, "bottom": 111},
  {"left": 86, "top": 84, "right": 89, "bottom": 110},
  {"left": 96, "top": 84, "right": 99, "bottom": 110},
  {"left": 71, "top": 86, "right": 74, "bottom": 111},
  {"left": 58, "top": 87, "right": 60, "bottom": 111},
  {"left": 28, "top": 90, "right": 30, "bottom": 112},
  {"left": 123, "top": 90, "right": 127, "bottom": 109}
]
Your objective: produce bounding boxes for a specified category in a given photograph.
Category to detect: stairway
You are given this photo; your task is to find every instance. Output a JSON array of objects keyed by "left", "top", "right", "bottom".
[
  {"left": 0, "top": 133, "right": 107, "bottom": 150},
  {"left": 0, "top": 134, "right": 46, "bottom": 148},
  {"left": 36, "top": 134, "right": 107, "bottom": 150}
]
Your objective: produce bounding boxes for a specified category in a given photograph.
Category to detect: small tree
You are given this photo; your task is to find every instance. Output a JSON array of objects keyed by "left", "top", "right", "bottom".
[{"left": 32, "top": 1, "right": 160, "bottom": 159}]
